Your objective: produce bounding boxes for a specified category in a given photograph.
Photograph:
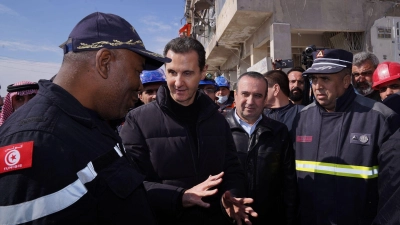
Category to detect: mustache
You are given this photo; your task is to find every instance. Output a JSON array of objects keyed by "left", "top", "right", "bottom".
[{"left": 291, "top": 87, "right": 303, "bottom": 93}]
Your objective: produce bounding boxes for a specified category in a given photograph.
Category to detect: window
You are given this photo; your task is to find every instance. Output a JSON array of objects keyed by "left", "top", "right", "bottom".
[{"left": 377, "top": 27, "right": 392, "bottom": 39}]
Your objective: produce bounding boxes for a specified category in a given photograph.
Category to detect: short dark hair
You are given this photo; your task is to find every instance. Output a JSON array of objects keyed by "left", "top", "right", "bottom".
[
  {"left": 163, "top": 37, "right": 206, "bottom": 71},
  {"left": 263, "top": 70, "right": 290, "bottom": 97},
  {"left": 287, "top": 66, "right": 305, "bottom": 75},
  {"left": 236, "top": 71, "right": 268, "bottom": 96}
]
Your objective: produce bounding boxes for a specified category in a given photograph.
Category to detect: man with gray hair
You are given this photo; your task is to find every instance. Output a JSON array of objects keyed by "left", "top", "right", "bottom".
[{"left": 352, "top": 52, "right": 381, "bottom": 101}]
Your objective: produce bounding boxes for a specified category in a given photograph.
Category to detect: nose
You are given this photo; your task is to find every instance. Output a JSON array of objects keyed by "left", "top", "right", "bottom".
[
  {"left": 313, "top": 79, "right": 322, "bottom": 90},
  {"left": 357, "top": 75, "right": 366, "bottom": 82},
  {"left": 175, "top": 74, "right": 183, "bottom": 88},
  {"left": 246, "top": 95, "right": 255, "bottom": 105}
]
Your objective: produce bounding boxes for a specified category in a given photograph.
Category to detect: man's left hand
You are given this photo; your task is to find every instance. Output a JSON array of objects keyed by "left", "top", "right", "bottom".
[{"left": 221, "top": 191, "right": 258, "bottom": 225}]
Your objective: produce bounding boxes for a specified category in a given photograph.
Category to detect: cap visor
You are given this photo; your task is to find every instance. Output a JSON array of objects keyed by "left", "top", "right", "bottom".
[{"left": 130, "top": 48, "right": 171, "bottom": 70}]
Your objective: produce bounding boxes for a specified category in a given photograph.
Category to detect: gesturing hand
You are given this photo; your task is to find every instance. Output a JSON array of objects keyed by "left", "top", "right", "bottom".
[
  {"left": 182, "top": 172, "right": 224, "bottom": 208},
  {"left": 222, "top": 191, "right": 258, "bottom": 225}
]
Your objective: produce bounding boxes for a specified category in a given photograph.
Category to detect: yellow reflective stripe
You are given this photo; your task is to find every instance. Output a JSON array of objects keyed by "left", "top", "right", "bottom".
[{"left": 296, "top": 160, "right": 378, "bottom": 179}]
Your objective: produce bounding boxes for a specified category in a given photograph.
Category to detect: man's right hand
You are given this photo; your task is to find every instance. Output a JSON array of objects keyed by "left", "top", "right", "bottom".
[{"left": 182, "top": 172, "right": 224, "bottom": 208}]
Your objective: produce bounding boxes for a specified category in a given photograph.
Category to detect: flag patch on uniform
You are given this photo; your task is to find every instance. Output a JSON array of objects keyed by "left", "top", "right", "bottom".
[
  {"left": 296, "top": 136, "right": 312, "bottom": 142},
  {"left": 0, "top": 141, "right": 34, "bottom": 174}
]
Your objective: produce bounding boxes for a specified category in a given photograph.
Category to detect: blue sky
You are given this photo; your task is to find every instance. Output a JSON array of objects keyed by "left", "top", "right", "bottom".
[{"left": 0, "top": 0, "right": 185, "bottom": 96}]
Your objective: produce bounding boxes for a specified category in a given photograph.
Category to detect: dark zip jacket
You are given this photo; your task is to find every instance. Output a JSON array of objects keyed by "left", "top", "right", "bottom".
[
  {"left": 294, "top": 85, "right": 400, "bottom": 225},
  {"left": 120, "top": 85, "right": 246, "bottom": 225},
  {"left": 0, "top": 80, "right": 156, "bottom": 225},
  {"left": 226, "top": 109, "right": 298, "bottom": 225}
]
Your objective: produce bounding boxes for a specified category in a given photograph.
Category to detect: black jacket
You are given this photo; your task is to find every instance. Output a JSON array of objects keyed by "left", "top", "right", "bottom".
[
  {"left": 0, "top": 80, "right": 156, "bottom": 225},
  {"left": 120, "top": 85, "right": 246, "bottom": 225},
  {"left": 383, "top": 91, "right": 400, "bottom": 116},
  {"left": 226, "top": 109, "right": 298, "bottom": 225},
  {"left": 294, "top": 85, "right": 400, "bottom": 225},
  {"left": 263, "top": 102, "right": 304, "bottom": 133},
  {"left": 374, "top": 127, "right": 400, "bottom": 225},
  {"left": 365, "top": 89, "right": 382, "bottom": 102}
]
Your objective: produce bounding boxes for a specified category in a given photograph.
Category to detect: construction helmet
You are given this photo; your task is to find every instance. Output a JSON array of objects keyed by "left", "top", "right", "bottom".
[
  {"left": 372, "top": 62, "right": 400, "bottom": 89},
  {"left": 215, "top": 75, "right": 230, "bottom": 88},
  {"left": 140, "top": 69, "right": 166, "bottom": 85}
]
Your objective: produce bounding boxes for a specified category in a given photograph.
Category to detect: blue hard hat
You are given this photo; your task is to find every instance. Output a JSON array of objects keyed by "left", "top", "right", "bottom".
[
  {"left": 199, "top": 79, "right": 216, "bottom": 86},
  {"left": 140, "top": 69, "right": 166, "bottom": 84},
  {"left": 215, "top": 75, "right": 230, "bottom": 88},
  {"left": 199, "top": 78, "right": 219, "bottom": 91}
]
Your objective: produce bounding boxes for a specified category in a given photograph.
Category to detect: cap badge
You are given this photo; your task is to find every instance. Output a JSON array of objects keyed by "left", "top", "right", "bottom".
[{"left": 316, "top": 50, "right": 324, "bottom": 58}]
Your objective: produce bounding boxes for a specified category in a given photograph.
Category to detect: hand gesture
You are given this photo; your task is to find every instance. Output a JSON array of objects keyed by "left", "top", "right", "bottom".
[
  {"left": 271, "top": 58, "right": 283, "bottom": 71},
  {"left": 221, "top": 191, "right": 258, "bottom": 225},
  {"left": 182, "top": 172, "right": 224, "bottom": 208}
]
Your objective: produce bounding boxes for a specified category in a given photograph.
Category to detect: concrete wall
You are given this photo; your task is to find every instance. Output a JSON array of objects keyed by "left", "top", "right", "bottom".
[{"left": 188, "top": 0, "right": 400, "bottom": 72}]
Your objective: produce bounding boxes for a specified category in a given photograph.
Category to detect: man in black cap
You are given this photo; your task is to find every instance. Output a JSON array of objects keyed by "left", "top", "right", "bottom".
[
  {"left": 0, "top": 12, "right": 170, "bottom": 224},
  {"left": 294, "top": 49, "right": 400, "bottom": 225}
]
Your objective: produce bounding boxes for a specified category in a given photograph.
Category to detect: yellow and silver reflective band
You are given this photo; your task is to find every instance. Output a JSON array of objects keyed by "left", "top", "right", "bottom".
[
  {"left": 296, "top": 160, "right": 378, "bottom": 179},
  {"left": 0, "top": 145, "right": 122, "bottom": 225}
]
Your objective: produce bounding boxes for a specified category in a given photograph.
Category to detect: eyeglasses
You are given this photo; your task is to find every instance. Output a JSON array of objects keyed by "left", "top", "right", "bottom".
[
  {"left": 352, "top": 70, "right": 373, "bottom": 77},
  {"left": 379, "top": 84, "right": 400, "bottom": 93}
]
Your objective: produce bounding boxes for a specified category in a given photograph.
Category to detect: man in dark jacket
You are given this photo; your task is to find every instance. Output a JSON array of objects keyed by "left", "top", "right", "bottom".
[
  {"left": 263, "top": 70, "right": 304, "bottom": 134},
  {"left": 295, "top": 49, "right": 400, "bottom": 225},
  {"left": 120, "top": 37, "right": 256, "bottom": 225},
  {"left": 0, "top": 12, "right": 172, "bottom": 224},
  {"left": 226, "top": 72, "right": 297, "bottom": 225}
]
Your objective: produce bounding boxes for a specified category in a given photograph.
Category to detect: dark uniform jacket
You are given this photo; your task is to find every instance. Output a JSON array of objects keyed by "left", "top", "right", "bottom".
[
  {"left": 263, "top": 102, "right": 304, "bottom": 133},
  {"left": 365, "top": 89, "right": 382, "bottom": 102},
  {"left": 383, "top": 91, "right": 400, "bottom": 116},
  {"left": 374, "top": 127, "right": 400, "bottom": 225},
  {"left": 294, "top": 85, "right": 400, "bottom": 225},
  {"left": 120, "top": 85, "right": 245, "bottom": 225},
  {"left": 226, "top": 110, "right": 297, "bottom": 225},
  {"left": 0, "top": 80, "right": 156, "bottom": 225}
]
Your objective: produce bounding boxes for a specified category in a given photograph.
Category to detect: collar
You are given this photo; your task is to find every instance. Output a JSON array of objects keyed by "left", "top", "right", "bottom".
[
  {"left": 156, "top": 84, "right": 219, "bottom": 119},
  {"left": 316, "top": 84, "right": 356, "bottom": 112},
  {"left": 264, "top": 101, "right": 294, "bottom": 113},
  {"left": 233, "top": 109, "right": 262, "bottom": 135}
]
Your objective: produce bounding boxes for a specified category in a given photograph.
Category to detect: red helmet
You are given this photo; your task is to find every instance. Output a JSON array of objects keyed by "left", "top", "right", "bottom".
[{"left": 372, "top": 61, "right": 400, "bottom": 90}]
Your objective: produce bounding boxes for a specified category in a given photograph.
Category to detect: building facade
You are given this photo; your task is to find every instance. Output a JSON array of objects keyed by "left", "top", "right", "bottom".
[{"left": 182, "top": 0, "right": 400, "bottom": 88}]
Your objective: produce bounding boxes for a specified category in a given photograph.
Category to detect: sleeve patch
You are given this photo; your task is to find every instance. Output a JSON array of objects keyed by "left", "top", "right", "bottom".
[{"left": 0, "top": 141, "right": 34, "bottom": 174}]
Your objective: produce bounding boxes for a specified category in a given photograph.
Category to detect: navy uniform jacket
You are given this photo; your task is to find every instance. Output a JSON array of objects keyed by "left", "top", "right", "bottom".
[
  {"left": 0, "top": 80, "right": 156, "bottom": 225},
  {"left": 294, "top": 85, "right": 400, "bottom": 225},
  {"left": 374, "top": 127, "right": 400, "bottom": 224}
]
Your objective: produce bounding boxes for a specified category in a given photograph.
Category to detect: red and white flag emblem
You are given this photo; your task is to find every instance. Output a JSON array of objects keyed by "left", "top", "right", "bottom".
[{"left": 0, "top": 141, "right": 33, "bottom": 174}]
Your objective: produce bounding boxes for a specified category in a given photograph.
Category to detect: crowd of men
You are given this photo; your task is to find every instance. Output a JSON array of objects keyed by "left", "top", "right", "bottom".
[{"left": 0, "top": 11, "right": 400, "bottom": 225}]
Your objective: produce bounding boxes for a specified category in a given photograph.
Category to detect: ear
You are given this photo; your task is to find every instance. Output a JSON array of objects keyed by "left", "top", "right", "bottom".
[
  {"left": 273, "top": 84, "right": 280, "bottom": 96},
  {"left": 343, "top": 74, "right": 351, "bottom": 88},
  {"left": 96, "top": 48, "right": 114, "bottom": 79},
  {"left": 201, "top": 64, "right": 208, "bottom": 80}
]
